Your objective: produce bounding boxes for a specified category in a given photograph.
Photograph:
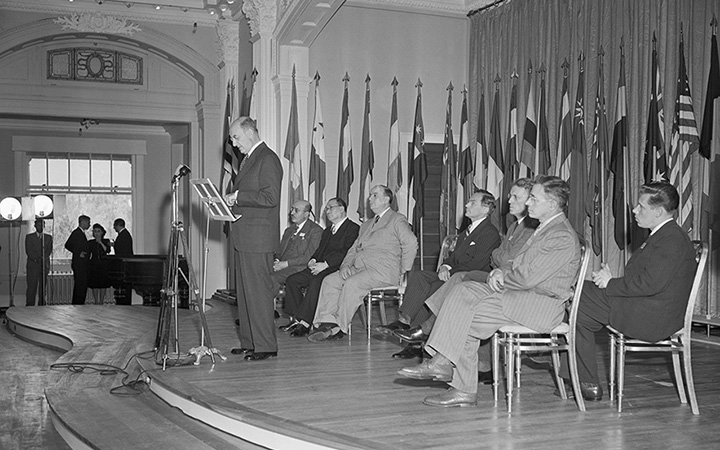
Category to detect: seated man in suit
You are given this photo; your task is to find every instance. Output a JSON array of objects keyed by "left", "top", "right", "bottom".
[
  {"left": 559, "top": 181, "right": 696, "bottom": 401},
  {"left": 271, "top": 200, "right": 322, "bottom": 296},
  {"left": 389, "top": 178, "right": 537, "bottom": 363},
  {"left": 376, "top": 190, "right": 500, "bottom": 337},
  {"left": 281, "top": 198, "right": 360, "bottom": 337},
  {"left": 398, "top": 175, "right": 581, "bottom": 407},
  {"left": 308, "top": 185, "right": 418, "bottom": 342}
]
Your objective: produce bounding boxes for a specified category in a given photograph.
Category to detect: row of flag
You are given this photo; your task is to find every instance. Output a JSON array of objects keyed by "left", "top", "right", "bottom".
[{"left": 221, "top": 21, "right": 720, "bottom": 264}]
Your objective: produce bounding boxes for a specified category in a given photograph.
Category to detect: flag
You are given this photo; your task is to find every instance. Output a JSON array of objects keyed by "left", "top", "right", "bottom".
[
  {"left": 440, "top": 82, "right": 457, "bottom": 242},
  {"left": 487, "top": 77, "right": 504, "bottom": 226},
  {"left": 336, "top": 73, "right": 354, "bottom": 204},
  {"left": 358, "top": 74, "right": 375, "bottom": 220},
  {"left": 387, "top": 77, "right": 404, "bottom": 213},
  {"left": 611, "top": 49, "right": 631, "bottom": 250},
  {"left": 240, "top": 73, "right": 248, "bottom": 117},
  {"left": 568, "top": 57, "right": 587, "bottom": 235},
  {"left": 701, "top": 27, "right": 720, "bottom": 234},
  {"left": 458, "top": 88, "right": 473, "bottom": 228},
  {"left": 309, "top": 72, "right": 327, "bottom": 226},
  {"left": 587, "top": 50, "right": 609, "bottom": 257},
  {"left": 247, "top": 67, "right": 258, "bottom": 120},
  {"left": 473, "top": 83, "right": 487, "bottom": 190},
  {"left": 501, "top": 74, "right": 518, "bottom": 233},
  {"left": 520, "top": 61, "right": 536, "bottom": 178},
  {"left": 284, "top": 66, "right": 303, "bottom": 204},
  {"left": 669, "top": 32, "right": 699, "bottom": 234},
  {"left": 537, "top": 64, "right": 551, "bottom": 175},
  {"left": 644, "top": 36, "right": 668, "bottom": 183},
  {"left": 220, "top": 79, "right": 239, "bottom": 195},
  {"left": 409, "top": 79, "right": 427, "bottom": 231},
  {"left": 555, "top": 61, "right": 573, "bottom": 180}
]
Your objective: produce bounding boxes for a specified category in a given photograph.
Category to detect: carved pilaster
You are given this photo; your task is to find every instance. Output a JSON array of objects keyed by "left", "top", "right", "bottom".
[
  {"left": 241, "top": 0, "right": 277, "bottom": 38},
  {"left": 216, "top": 20, "right": 240, "bottom": 69}
]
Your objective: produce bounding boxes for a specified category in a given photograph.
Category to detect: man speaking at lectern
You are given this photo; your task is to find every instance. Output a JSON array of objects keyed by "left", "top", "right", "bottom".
[{"left": 224, "top": 117, "right": 283, "bottom": 361}]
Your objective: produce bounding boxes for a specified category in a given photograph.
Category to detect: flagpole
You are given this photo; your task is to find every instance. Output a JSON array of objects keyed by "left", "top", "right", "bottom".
[{"left": 599, "top": 48, "right": 607, "bottom": 265}]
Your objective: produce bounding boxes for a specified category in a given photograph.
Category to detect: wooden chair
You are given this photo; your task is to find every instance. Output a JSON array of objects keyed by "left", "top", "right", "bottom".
[
  {"left": 608, "top": 240, "right": 707, "bottom": 415},
  {"left": 492, "top": 245, "right": 590, "bottom": 413},
  {"left": 357, "top": 234, "right": 459, "bottom": 340}
]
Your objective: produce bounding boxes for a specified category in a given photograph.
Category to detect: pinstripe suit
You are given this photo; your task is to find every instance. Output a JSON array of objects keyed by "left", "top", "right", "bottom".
[{"left": 425, "top": 214, "right": 580, "bottom": 394}]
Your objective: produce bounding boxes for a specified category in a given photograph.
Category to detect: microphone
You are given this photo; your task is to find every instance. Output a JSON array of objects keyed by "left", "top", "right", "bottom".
[{"left": 172, "top": 164, "right": 191, "bottom": 182}]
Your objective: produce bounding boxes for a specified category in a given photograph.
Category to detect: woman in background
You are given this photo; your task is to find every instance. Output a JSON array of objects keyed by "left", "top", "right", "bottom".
[{"left": 87, "top": 223, "right": 111, "bottom": 304}]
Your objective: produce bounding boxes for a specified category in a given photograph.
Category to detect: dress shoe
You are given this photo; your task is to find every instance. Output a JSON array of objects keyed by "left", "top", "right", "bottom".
[
  {"left": 290, "top": 324, "right": 310, "bottom": 337},
  {"left": 397, "top": 358, "right": 453, "bottom": 382},
  {"left": 478, "top": 370, "right": 493, "bottom": 385},
  {"left": 326, "top": 330, "right": 346, "bottom": 341},
  {"left": 391, "top": 344, "right": 423, "bottom": 359},
  {"left": 279, "top": 320, "right": 299, "bottom": 332},
  {"left": 307, "top": 324, "right": 338, "bottom": 342},
  {"left": 555, "top": 380, "right": 603, "bottom": 401},
  {"left": 244, "top": 351, "right": 277, "bottom": 361},
  {"left": 234, "top": 319, "right": 240, "bottom": 326},
  {"left": 230, "top": 347, "right": 254, "bottom": 355},
  {"left": 423, "top": 388, "right": 477, "bottom": 407},
  {"left": 394, "top": 326, "right": 428, "bottom": 344},
  {"left": 375, "top": 320, "right": 410, "bottom": 337}
]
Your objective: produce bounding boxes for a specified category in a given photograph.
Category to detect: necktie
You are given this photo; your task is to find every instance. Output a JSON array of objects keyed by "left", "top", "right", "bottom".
[
  {"left": 238, "top": 154, "right": 248, "bottom": 174},
  {"left": 374, "top": 216, "right": 380, "bottom": 224}
]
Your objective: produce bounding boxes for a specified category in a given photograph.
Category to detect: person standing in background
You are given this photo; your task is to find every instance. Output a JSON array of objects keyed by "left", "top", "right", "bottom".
[
  {"left": 87, "top": 223, "right": 111, "bottom": 305},
  {"left": 112, "top": 218, "right": 134, "bottom": 305},
  {"left": 64, "top": 215, "right": 90, "bottom": 305},
  {"left": 25, "top": 218, "right": 52, "bottom": 306}
]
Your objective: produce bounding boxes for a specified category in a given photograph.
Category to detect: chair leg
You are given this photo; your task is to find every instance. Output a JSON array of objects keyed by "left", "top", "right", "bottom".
[
  {"left": 671, "top": 345, "right": 688, "bottom": 405},
  {"left": 550, "top": 343, "right": 566, "bottom": 400},
  {"left": 681, "top": 340, "right": 699, "bottom": 415},
  {"left": 492, "top": 333, "right": 500, "bottom": 406},
  {"left": 379, "top": 299, "right": 387, "bottom": 325},
  {"left": 617, "top": 336, "right": 626, "bottom": 413},
  {"left": 515, "top": 343, "right": 522, "bottom": 388},
  {"left": 609, "top": 333, "right": 616, "bottom": 403},
  {"left": 506, "top": 332, "right": 515, "bottom": 413},
  {"left": 366, "top": 296, "right": 372, "bottom": 342},
  {"left": 567, "top": 335, "right": 586, "bottom": 412}
]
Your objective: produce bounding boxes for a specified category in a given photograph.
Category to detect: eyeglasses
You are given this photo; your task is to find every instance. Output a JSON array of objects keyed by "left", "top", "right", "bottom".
[{"left": 324, "top": 204, "right": 341, "bottom": 211}]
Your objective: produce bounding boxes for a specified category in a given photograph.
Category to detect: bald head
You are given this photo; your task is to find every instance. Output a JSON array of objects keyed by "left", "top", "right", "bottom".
[{"left": 290, "top": 200, "right": 312, "bottom": 224}]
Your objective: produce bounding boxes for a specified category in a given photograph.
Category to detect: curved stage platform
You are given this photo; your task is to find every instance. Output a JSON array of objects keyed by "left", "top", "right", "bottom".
[{"left": 6, "top": 301, "right": 720, "bottom": 450}]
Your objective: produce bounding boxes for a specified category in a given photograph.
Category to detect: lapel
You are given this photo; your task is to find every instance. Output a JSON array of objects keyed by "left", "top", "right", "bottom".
[{"left": 515, "top": 215, "right": 562, "bottom": 258}]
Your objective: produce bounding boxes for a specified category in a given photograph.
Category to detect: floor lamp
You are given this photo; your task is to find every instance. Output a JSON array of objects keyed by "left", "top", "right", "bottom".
[
  {"left": 33, "top": 195, "right": 54, "bottom": 305},
  {"left": 0, "top": 197, "right": 22, "bottom": 308}
]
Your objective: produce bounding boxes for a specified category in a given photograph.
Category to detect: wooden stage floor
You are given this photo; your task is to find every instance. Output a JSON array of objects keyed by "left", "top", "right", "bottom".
[{"left": 6, "top": 300, "right": 720, "bottom": 450}]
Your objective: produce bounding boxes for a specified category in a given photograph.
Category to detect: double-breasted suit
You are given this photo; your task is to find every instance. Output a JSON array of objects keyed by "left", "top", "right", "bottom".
[
  {"left": 65, "top": 227, "right": 90, "bottom": 305},
  {"left": 284, "top": 218, "right": 360, "bottom": 324},
  {"left": 229, "top": 142, "right": 283, "bottom": 353},
  {"left": 400, "top": 218, "right": 501, "bottom": 327},
  {"left": 425, "top": 214, "right": 580, "bottom": 394},
  {"left": 270, "top": 220, "right": 323, "bottom": 288},
  {"left": 25, "top": 231, "right": 52, "bottom": 306},
  {"left": 568, "top": 220, "right": 696, "bottom": 384},
  {"left": 313, "top": 209, "right": 418, "bottom": 332}
]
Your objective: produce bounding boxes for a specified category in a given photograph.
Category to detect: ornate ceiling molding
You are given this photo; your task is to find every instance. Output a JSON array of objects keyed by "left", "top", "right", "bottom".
[
  {"left": 53, "top": 12, "right": 142, "bottom": 36},
  {"left": 241, "top": 0, "right": 277, "bottom": 38},
  {"left": 216, "top": 21, "right": 240, "bottom": 65}
]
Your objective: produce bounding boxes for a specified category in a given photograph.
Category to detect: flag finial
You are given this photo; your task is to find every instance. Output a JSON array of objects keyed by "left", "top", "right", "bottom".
[
  {"left": 365, "top": 73, "right": 371, "bottom": 84},
  {"left": 447, "top": 81, "right": 454, "bottom": 91},
  {"left": 314, "top": 70, "right": 321, "bottom": 82},
  {"left": 251, "top": 67, "right": 258, "bottom": 77},
  {"left": 579, "top": 52, "right": 585, "bottom": 72},
  {"left": 494, "top": 73, "right": 501, "bottom": 86},
  {"left": 462, "top": 84, "right": 467, "bottom": 95},
  {"left": 527, "top": 59, "right": 533, "bottom": 75},
  {"left": 712, "top": 15, "right": 718, "bottom": 33},
  {"left": 391, "top": 76, "right": 398, "bottom": 87},
  {"left": 511, "top": 69, "right": 518, "bottom": 80},
  {"left": 561, "top": 58, "right": 570, "bottom": 77},
  {"left": 538, "top": 62, "right": 546, "bottom": 77},
  {"left": 342, "top": 72, "right": 350, "bottom": 83},
  {"left": 291, "top": 64, "right": 296, "bottom": 78},
  {"left": 415, "top": 78, "right": 423, "bottom": 89}
]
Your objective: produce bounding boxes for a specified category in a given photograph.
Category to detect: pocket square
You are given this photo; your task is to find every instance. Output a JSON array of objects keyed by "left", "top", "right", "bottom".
[{"left": 469, "top": 241, "right": 476, "bottom": 246}]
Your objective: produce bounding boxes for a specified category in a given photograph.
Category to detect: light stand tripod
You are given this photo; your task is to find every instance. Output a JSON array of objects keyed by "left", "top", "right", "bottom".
[{"left": 155, "top": 165, "right": 225, "bottom": 370}]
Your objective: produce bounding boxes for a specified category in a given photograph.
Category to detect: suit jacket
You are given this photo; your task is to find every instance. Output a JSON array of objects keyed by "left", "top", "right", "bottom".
[
  {"left": 274, "top": 220, "right": 323, "bottom": 279},
  {"left": 229, "top": 142, "right": 283, "bottom": 253},
  {"left": 500, "top": 215, "right": 581, "bottom": 332},
  {"left": 25, "top": 232, "right": 52, "bottom": 267},
  {"left": 491, "top": 216, "right": 538, "bottom": 270},
  {"left": 607, "top": 221, "right": 696, "bottom": 342},
  {"left": 342, "top": 209, "right": 418, "bottom": 281},
  {"left": 442, "top": 218, "right": 500, "bottom": 274},
  {"left": 114, "top": 229, "right": 133, "bottom": 256},
  {"left": 312, "top": 219, "right": 360, "bottom": 273},
  {"left": 64, "top": 227, "right": 89, "bottom": 262}
]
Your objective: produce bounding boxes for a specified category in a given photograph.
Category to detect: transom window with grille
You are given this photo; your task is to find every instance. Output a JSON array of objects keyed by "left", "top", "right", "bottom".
[{"left": 27, "top": 152, "right": 133, "bottom": 261}]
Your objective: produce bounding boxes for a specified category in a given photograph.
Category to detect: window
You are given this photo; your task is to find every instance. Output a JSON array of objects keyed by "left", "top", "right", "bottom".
[{"left": 27, "top": 153, "right": 133, "bottom": 262}]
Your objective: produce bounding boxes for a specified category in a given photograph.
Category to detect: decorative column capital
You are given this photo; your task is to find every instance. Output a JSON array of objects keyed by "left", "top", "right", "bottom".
[
  {"left": 242, "top": 0, "right": 277, "bottom": 38},
  {"left": 216, "top": 20, "right": 240, "bottom": 66}
]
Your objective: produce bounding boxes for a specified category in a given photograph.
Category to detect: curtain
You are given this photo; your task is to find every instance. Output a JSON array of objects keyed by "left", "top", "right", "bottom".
[{"left": 470, "top": 0, "right": 720, "bottom": 316}]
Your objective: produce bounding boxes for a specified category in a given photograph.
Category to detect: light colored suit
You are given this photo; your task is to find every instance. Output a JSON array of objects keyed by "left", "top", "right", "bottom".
[
  {"left": 425, "top": 214, "right": 580, "bottom": 394},
  {"left": 313, "top": 209, "right": 418, "bottom": 332}
]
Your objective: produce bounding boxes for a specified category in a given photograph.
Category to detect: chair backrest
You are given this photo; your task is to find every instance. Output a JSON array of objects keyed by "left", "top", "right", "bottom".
[
  {"left": 682, "top": 241, "right": 708, "bottom": 335},
  {"left": 566, "top": 244, "right": 590, "bottom": 332},
  {"left": 436, "top": 234, "right": 459, "bottom": 271}
]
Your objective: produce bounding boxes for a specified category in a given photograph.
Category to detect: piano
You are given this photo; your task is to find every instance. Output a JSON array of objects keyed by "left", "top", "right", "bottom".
[{"left": 107, "top": 255, "right": 189, "bottom": 308}]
